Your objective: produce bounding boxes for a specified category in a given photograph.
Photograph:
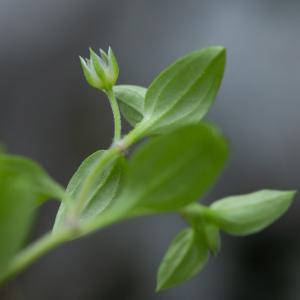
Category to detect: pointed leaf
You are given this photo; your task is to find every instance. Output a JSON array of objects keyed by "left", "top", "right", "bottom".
[
  {"left": 156, "top": 228, "right": 209, "bottom": 291},
  {"left": 53, "top": 150, "right": 125, "bottom": 231},
  {"left": 211, "top": 190, "right": 296, "bottom": 236},
  {"left": 138, "top": 47, "right": 226, "bottom": 135}
]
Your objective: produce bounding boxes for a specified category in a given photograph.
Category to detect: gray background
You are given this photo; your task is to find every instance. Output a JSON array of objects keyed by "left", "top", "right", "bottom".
[{"left": 0, "top": 0, "right": 300, "bottom": 299}]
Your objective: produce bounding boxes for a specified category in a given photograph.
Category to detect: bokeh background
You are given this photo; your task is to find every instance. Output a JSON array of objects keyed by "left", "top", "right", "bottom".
[{"left": 0, "top": 0, "right": 300, "bottom": 299}]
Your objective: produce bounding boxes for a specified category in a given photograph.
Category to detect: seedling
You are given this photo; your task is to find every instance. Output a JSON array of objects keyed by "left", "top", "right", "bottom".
[{"left": 0, "top": 46, "right": 296, "bottom": 291}]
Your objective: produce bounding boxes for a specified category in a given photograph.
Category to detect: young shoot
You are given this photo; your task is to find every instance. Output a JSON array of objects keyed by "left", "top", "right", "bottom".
[{"left": 0, "top": 46, "right": 296, "bottom": 292}]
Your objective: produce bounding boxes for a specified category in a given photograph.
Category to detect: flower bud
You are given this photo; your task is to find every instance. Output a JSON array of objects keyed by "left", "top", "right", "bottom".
[{"left": 79, "top": 47, "right": 119, "bottom": 91}]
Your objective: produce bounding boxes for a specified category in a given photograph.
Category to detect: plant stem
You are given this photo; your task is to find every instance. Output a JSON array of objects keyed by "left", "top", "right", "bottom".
[
  {"left": 106, "top": 89, "right": 121, "bottom": 142},
  {"left": 67, "top": 121, "right": 147, "bottom": 219},
  {"left": 0, "top": 230, "right": 73, "bottom": 284},
  {"left": 0, "top": 209, "right": 122, "bottom": 285},
  {"left": 0, "top": 118, "right": 148, "bottom": 286},
  {"left": 179, "top": 203, "right": 218, "bottom": 221}
]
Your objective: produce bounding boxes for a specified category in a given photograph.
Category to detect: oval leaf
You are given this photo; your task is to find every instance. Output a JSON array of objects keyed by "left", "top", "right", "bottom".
[
  {"left": 0, "top": 154, "right": 64, "bottom": 274},
  {"left": 156, "top": 228, "right": 209, "bottom": 291},
  {"left": 53, "top": 150, "right": 125, "bottom": 231},
  {"left": 113, "top": 85, "right": 146, "bottom": 126},
  {"left": 114, "top": 123, "right": 228, "bottom": 215},
  {"left": 211, "top": 190, "right": 296, "bottom": 236},
  {"left": 138, "top": 47, "right": 226, "bottom": 135}
]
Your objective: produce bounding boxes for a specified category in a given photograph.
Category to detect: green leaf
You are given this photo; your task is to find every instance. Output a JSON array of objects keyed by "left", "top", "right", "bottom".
[
  {"left": 138, "top": 47, "right": 226, "bottom": 135},
  {"left": 113, "top": 85, "right": 146, "bottom": 127},
  {"left": 156, "top": 228, "right": 209, "bottom": 291},
  {"left": 53, "top": 150, "right": 125, "bottom": 231},
  {"left": 0, "top": 154, "right": 64, "bottom": 273},
  {"left": 0, "top": 155, "right": 64, "bottom": 203},
  {"left": 114, "top": 123, "right": 228, "bottom": 215},
  {"left": 210, "top": 190, "right": 296, "bottom": 236}
]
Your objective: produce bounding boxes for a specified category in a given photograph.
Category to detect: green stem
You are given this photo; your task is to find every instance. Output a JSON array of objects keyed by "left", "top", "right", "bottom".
[
  {"left": 0, "top": 112, "right": 148, "bottom": 286},
  {"left": 0, "top": 210, "right": 123, "bottom": 285},
  {"left": 0, "top": 230, "right": 73, "bottom": 284},
  {"left": 67, "top": 120, "right": 147, "bottom": 219},
  {"left": 0, "top": 201, "right": 212, "bottom": 285},
  {"left": 179, "top": 202, "right": 218, "bottom": 221},
  {"left": 106, "top": 89, "right": 121, "bottom": 142}
]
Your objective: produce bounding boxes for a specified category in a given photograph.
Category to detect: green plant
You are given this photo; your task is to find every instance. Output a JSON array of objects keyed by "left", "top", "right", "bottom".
[{"left": 0, "top": 46, "right": 296, "bottom": 291}]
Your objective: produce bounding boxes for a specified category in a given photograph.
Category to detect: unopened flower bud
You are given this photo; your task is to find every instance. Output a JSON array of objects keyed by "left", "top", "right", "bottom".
[{"left": 79, "top": 47, "right": 119, "bottom": 91}]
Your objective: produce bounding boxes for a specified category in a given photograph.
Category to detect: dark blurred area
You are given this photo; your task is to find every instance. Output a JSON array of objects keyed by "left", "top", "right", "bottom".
[{"left": 0, "top": 0, "right": 300, "bottom": 299}]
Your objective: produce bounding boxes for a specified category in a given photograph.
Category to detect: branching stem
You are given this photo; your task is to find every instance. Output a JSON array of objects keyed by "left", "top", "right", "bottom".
[
  {"left": 0, "top": 118, "right": 150, "bottom": 285},
  {"left": 0, "top": 206, "right": 123, "bottom": 285}
]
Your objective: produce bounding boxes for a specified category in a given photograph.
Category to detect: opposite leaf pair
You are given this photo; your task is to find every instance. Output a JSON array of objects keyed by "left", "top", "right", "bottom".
[
  {"left": 0, "top": 47, "right": 228, "bottom": 283},
  {"left": 53, "top": 46, "right": 228, "bottom": 230},
  {"left": 113, "top": 46, "right": 226, "bottom": 137},
  {"left": 53, "top": 123, "right": 228, "bottom": 231},
  {"left": 55, "top": 46, "right": 296, "bottom": 290},
  {"left": 157, "top": 189, "right": 295, "bottom": 290}
]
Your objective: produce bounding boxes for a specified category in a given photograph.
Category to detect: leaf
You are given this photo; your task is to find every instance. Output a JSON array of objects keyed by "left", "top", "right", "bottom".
[
  {"left": 156, "top": 228, "right": 209, "bottom": 291},
  {"left": 53, "top": 150, "right": 125, "bottom": 231},
  {"left": 0, "top": 154, "right": 64, "bottom": 203},
  {"left": 210, "top": 190, "right": 296, "bottom": 236},
  {"left": 113, "top": 85, "right": 146, "bottom": 127},
  {"left": 114, "top": 123, "right": 228, "bottom": 215},
  {"left": 0, "top": 178, "right": 36, "bottom": 275},
  {"left": 0, "top": 154, "right": 64, "bottom": 274},
  {"left": 138, "top": 47, "right": 226, "bottom": 135}
]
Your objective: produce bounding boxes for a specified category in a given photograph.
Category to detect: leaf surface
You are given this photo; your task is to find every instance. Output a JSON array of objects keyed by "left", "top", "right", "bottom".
[
  {"left": 113, "top": 85, "right": 146, "bottom": 126},
  {"left": 53, "top": 151, "right": 125, "bottom": 231},
  {"left": 114, "top": 124, "right": 228, "bottom": 215},
  {"left": 156, "top": 228, "right": 209, "bottom": 291},
  {"left": 0, "top": 154, "right": 64, "bottom": 273},
  {"left": 211, "top": 190, "right": 296, "bottom": 235},
  {"left": 139, "top": 47, "right": 226, "bottom": 135}
]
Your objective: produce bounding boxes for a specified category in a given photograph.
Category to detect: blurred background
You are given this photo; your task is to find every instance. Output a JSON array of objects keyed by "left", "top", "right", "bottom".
[{"left": 0, "top": 0, "right": 300, "bottom": 299}]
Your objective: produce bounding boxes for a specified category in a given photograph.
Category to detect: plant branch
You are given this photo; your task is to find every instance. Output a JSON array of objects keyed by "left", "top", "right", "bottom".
[
  {"left": 0, "top": 230, "right": 73, "bottom": 285},
  {"left": 0, "top": 207, "right": 125, "bottom": 286},
  {"left": 0, "top": 121, "right": 148, "bottom": 286},
  {"left": 0, "top": 200, "right": 215, "bottom": 286}
]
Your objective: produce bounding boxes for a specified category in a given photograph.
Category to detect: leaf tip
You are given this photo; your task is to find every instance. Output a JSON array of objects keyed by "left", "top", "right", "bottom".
[
  {"left": 155, "top": 283, "right": 162, "bottom": 293},
  {"left": 285, "top": 189, "right": 297, "bottom": 202},
  {"left": 206, "top": 45, "right": 226, "bottom": 55},
  {"left": 156, "top": 277, "right": 168, "bottom": 293}
]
